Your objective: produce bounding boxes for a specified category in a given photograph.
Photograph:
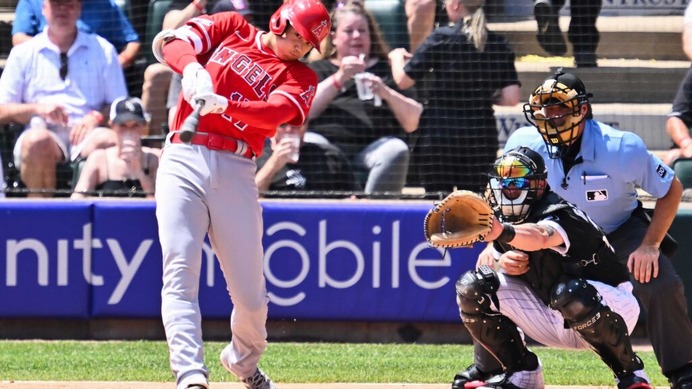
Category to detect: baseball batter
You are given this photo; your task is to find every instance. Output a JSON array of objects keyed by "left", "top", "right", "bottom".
[
  {"left": 454, "top": 147, "right": 652, "bottom": 389},
  {"left": 151, "top": 1, "right": 331, "bottom": 388}
]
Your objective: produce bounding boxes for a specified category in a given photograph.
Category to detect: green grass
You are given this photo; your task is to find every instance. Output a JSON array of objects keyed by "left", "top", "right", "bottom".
[{"left": 0, "top": 341, "right": 668, "bottom": 385}]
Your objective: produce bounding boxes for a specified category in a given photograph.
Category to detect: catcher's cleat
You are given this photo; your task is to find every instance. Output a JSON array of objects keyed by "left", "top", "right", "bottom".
[
  {"left": 452, "top": 364, "right": 502, "bottom": 389},
  {"left": 617, "top": 373, "right": 652, "bottom": 389},
  {"left": 534, "top": 0, "right": 566, "bottom": 56},
  {"left": 477, "top": 363, "right": 544, "bottom": 389},
  {"left": 242, "top": 368, "right": 277, "bottom": 389}
]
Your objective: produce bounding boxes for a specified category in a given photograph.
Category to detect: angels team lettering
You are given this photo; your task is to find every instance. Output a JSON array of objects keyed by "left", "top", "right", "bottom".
[{"left": 209, "top": 47, "right": 274, "bottom": 99}]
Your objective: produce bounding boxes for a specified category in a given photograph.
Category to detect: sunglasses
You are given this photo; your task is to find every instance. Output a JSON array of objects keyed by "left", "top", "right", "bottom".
[
  {"left": 59, "top": 53, "right": 68, "bottom": 80},
  {"left": 499, "top": 177, "right": 530, "bottom": 189}
]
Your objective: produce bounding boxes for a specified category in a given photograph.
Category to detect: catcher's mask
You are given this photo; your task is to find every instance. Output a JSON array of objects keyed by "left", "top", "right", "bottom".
[
  {"left": 522, "top": 68, "right": 593, "bottom": 158},
  {"left": 488, "top": 146, "right": 547, "bottom": 223}
]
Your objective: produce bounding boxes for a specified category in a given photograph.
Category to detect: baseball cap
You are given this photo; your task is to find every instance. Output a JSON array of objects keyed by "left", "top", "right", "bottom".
[
  {"left": 110, "top": 97, "right": 150, "bottom": 125},
  {"left": 542, "top": 69, "right": 593, "bottom": 100},
  {"left": 212, "top": 0, "right": 254, "bottom": 16}
]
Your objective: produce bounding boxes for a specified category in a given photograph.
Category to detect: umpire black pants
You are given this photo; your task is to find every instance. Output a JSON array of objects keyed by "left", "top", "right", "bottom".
[
  {"left": 607, "top": 216, "right": 692, "bottom": 376},
  {"left": 470, "top": 215, "right": 692, "bottom": 377}
]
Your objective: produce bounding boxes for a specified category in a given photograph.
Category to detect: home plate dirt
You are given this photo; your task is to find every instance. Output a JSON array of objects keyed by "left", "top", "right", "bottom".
[{"left": 0, "top": 383, "right": 669, "bottom": 389}]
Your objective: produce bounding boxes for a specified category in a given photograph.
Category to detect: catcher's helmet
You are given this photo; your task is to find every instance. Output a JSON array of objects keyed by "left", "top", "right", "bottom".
[
  {"left": 488, "top": 146, "right": 548, "bottom": 224},
  {"left": 269, "top": 0, "right": 331, "bottom": 53},
  {"left": 522, "top": 68, "right": 593, "bottom": 158}
]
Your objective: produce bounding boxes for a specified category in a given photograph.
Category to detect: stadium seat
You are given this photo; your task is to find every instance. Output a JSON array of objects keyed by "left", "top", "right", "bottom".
[
  {"left": 673, "top": 158, "right": 692, "bottom": 189},
  {"left": 144, "top": 0, "right": 172, "bottom": 65}
]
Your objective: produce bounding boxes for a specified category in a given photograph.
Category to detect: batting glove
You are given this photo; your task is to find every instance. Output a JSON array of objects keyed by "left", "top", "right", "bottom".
[
  {"left": 194, "top": 93, "right": 229, "bottom": 116},
  {"left": 181, "top": 62, "right": 213, "bottom": 104}
]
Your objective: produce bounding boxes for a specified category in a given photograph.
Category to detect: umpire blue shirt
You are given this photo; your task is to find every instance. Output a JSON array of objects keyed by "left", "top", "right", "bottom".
[{"left": 504, "top": 120, "right": 674, "bottom": 234}]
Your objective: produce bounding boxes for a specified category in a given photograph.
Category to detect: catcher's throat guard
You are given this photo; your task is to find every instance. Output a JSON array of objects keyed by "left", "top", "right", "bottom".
[{"left": 423, "top": 190, "right": 494, "bottom": 248}]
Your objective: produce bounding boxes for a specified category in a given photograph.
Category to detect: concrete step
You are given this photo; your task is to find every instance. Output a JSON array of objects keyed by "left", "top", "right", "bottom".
[
  {"left": 515, "top": 58, "right": 690, "bottom": 104},
  {"left": 489, "top": 16, "right": 686, "bottom": 61},
  {"left": 494, "top": 103, "right": 672, "bottom": 151}
]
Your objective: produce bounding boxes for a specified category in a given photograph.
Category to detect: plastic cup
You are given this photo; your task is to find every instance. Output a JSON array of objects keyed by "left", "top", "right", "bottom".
[
  {"left": 283, "top": 132, "right": 301, "bottom": 163},
  {"left": 354, "top": 73, "right": 374, "bottom": 100}
]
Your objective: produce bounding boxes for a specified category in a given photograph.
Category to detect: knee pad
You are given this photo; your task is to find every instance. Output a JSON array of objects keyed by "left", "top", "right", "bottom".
[
  {"left": 456, "top": 265, "right": 500, "bottom": 315},
  {"left": 550, "top": 279, "right": 643, "bottom": 377},
  {"left": 549, "top": 278, "right": 601, "bottom": 324}
]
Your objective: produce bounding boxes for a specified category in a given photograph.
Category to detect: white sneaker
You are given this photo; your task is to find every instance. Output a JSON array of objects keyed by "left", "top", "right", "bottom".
[{"left": 178, "top": 373, "right": 209, "bottom": 389}]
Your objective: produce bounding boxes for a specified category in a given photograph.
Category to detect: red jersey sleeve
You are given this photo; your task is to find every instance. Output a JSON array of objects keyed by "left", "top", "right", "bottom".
[{"left": 270, "top": 63, "right": 319, "bottom": 126}]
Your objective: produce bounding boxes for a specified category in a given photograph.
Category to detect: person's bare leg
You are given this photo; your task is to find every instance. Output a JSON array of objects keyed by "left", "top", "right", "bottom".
[
  {"left": 20, "top": 129, "right": 63, "bottom": 198},
  {"left": 406, "top": 0, "right": 436, "bottom": 52}
]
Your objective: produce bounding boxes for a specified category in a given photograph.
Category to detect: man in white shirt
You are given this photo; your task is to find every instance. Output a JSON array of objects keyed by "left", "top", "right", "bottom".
[{"left": 0, "top": 0, "right": 127, "bottom": 197}]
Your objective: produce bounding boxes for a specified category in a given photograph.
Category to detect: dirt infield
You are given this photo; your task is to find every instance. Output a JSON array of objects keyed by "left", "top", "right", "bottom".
[{"left": 0, "top": 384, "right": 642, "bottom": 389}]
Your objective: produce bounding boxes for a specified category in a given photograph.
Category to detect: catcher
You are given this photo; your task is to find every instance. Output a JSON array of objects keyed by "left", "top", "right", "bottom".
[{"left": 426, "top": 146, "right": 652, "bottom": 389}]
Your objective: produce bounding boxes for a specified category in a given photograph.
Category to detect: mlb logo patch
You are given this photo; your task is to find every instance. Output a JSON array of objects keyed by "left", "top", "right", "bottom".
[
  {"left": 656, "top": 164, "right": 668, "bottom": 178},
  {"left": 586, "top": 190, "right": 608, "bottom": 201}
]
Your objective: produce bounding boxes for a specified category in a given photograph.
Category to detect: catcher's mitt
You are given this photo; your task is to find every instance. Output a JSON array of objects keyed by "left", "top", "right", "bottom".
[{"left": 423, "top": 190, "right": 494, "bottom": 248}]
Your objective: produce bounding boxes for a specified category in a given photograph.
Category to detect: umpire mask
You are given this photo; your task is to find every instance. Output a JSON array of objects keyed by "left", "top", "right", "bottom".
[{"left": 522, "top": 69, "right": 593, "bottom": 158}]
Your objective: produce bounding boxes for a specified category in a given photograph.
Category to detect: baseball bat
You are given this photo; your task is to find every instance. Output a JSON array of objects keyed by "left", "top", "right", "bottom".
[{"left": 178, "top": 99, "right": 204, "bottom": 143}]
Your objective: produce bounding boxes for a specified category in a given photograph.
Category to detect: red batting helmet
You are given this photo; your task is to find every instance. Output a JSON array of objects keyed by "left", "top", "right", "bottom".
[{"left": 269, "top": 0, "right": 331, "bottom": 53}]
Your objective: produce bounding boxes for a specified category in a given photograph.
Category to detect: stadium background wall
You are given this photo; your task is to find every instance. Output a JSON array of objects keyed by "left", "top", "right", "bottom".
[{"left": 0, "top": 200, "right": 689, "bottom": 342}]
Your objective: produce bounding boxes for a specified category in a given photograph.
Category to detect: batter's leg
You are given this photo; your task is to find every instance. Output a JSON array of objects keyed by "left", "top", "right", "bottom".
[
  {"left": 206, "top": 152, "right": 269, "bottom": 381},
  {"left": 156, "top": 145, "right": 213, "bottom": 388}
]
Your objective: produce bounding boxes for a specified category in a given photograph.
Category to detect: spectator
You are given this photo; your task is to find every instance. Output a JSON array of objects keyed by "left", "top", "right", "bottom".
[
  {"left": 0, "top": 0, "right": 127, "bottom": 198},
  {"left": 404, "top": 0, "right": 436, "bottom": 52},
  {"left": 71, "top": 97, "right": 159, "bottom": 199},
  {"left": 255, "top": 121, "right": 359, "bottom": 197},
  {"left": 12, "top": 0, "right": 141, "bottom": 69},
  {"left": 389, "top": 0, "right": 520, "bottom": 195},
  {"left": 665, "top": 68, "right": 692, "bottom": 166},
  {"left": 308, "top": 0, "right": 423, "bottom": 196},
  {"left": 500, "top": 69, "right": 692, "bottom": 389},
  {"left": 454, "top": 146, "right": 653, "bottom": 389},
  {"left": 683, "top": 2, "right": 692, "bottom": 61},
  {"left": 533, "top": 0, "right": 601, "bottom": 67},
  {"left": 160, "top": 0, "right": 254, "bottom": 131}
]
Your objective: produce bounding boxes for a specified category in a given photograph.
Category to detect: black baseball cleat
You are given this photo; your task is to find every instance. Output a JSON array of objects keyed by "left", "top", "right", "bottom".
[
  {"left": 534, "top": 0, "right": 567, "bottom": 56},
  {"left": 669, "top": 364, "right": 692, "bottom": 389},
  {"left": 452, "top": 364, "right": 502, "bottom": 389}
]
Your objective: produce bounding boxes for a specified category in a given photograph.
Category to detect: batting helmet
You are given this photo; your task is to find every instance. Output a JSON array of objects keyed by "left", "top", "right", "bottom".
[{"left": 269, "top": 0, "right": 331, "bottom": 53}]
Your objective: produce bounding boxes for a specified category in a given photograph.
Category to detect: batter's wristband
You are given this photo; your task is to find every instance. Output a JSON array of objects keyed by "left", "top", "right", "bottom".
[
  {"left": 192, "top": 0, "right": 204, "bottom": 12},
  {"left": 497, "top": 223, "right": 516, "bottom": 244}
]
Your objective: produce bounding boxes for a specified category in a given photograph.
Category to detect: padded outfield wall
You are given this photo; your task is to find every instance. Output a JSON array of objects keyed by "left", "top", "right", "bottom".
[{"left": 0, "top": 199, "right": 690, "bottom": 326}]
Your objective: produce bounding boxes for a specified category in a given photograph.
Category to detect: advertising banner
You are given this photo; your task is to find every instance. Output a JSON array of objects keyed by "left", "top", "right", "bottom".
[{"left": 0, "top": 200, "right": 480, "bottom": 323}]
